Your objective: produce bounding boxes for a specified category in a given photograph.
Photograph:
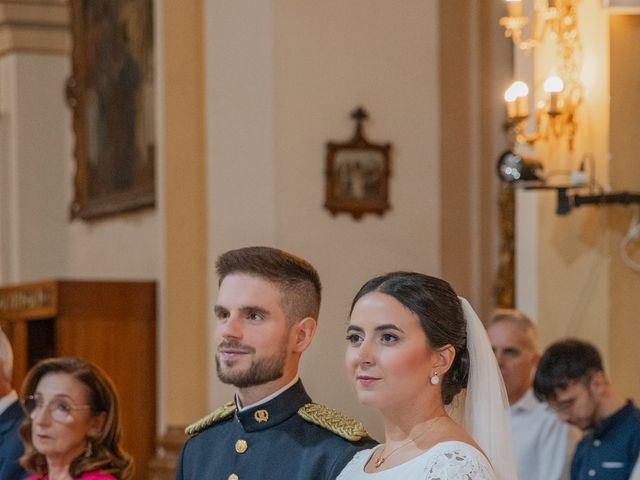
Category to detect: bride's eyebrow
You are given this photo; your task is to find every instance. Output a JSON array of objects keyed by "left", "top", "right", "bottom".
[
  {"left": 346, "top": 325, "right": 364, "bottom": 333},
  {"left": 375, "top": 324, "right": 405, "bottom": 333}
]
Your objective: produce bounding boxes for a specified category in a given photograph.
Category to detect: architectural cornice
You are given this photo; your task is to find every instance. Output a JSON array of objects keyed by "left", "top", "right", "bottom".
[{"left": 0, "top": 0, "right": 69, "bottom": 57}]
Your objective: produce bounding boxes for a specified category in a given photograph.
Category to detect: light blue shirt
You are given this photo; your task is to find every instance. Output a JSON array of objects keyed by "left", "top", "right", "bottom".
[{"left": 509, "top": 389, "right": 580, "bottom": 480}]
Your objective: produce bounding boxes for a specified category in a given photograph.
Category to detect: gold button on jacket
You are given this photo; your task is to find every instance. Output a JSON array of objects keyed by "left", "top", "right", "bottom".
[{"left": 235, "top": 439, "right": 248, "bottom": 453}]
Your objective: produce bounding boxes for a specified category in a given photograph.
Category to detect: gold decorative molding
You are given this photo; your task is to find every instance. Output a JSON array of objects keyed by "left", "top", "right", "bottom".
[
  {"left": 495, "top": 186, "right": 515, "bottom": 308},
  {"left": 0, "top": 0, "right": 70, "bottom": 57},
  {"left": 0, "top": 280, "right": 57, "bottom": 320}
]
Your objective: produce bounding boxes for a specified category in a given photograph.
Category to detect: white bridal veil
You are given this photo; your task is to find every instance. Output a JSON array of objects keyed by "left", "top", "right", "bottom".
[{"left": 449, "top": 297, "right": 518, "bottom": 480}]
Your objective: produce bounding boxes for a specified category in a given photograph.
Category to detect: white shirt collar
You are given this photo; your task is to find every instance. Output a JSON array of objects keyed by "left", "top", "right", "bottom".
[
  {"left": 510, "top": 388, "right": 539, "bottom": 413},
  {"left": 236, "top": 375, "right": 300, "bottom": 412},
  {"left": 0, "top": 389, "right": 19, "bottom": 416}
]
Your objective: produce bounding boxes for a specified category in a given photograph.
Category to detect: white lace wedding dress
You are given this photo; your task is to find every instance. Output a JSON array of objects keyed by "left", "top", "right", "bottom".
[{"left": 336, "top": 441, "right": 496, "bottom": 479}]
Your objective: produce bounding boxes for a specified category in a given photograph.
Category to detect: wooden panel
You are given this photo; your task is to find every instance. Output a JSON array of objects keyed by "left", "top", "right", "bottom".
[
  {"left": 148, "top": 426, "right": 187, "bottom": 480},
  {"left": 0, "top": 280, "right": 58, "bottom": 321},
  {"left": 0, "top": 280, "right": 156, "bottom": 480},
  {"left": 55, "top": 281, "right": 156, "bottom": 480}
]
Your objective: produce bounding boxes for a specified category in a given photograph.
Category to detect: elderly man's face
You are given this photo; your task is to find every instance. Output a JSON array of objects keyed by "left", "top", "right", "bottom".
[{"left": 488, "top": 321, "right": 539, "bottom": 405}]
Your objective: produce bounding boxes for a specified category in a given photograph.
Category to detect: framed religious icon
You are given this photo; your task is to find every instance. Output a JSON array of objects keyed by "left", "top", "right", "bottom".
[
  {"left": 67, "top": 0, "right": 155, "bottom": 220},
  {"left": 325, "top": 107, "right": 392, "bottom": 220}
]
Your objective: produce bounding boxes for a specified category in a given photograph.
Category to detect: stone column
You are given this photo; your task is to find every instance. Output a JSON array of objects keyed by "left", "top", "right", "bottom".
[{"left": 0, "top": 0, "right": 70, "bottom": 284}]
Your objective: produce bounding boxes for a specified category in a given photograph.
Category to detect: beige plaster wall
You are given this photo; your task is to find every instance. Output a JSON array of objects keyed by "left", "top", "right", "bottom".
[
  {"left": 0, "top": 53, "right": 70, "bottom": 283},
  {"left": 440, "top": 0, "right": 511, "bottom": 318},
  {"left": 537, "top": 0, "right": 610, "bottom": 353},
  {"left": 516, "top": 0, "right": 611, "bottom": 357},
  {"left": 277, "top": 1, "right": 440, "bottom": 439},
  {"left": 65, "top": 213, "right": 158, "bottom": 279},
  {"left": 205, "top": 1, "right": 440, "bottom": 439},
  {"left": 0, "top": 3, "right": 159, "bottom": 286},
  {"left": 609, "top": 14, "right": 640, "bottom": 401},
  {"left": 161, "top": 0, "right": 208, "bottom": 427}
]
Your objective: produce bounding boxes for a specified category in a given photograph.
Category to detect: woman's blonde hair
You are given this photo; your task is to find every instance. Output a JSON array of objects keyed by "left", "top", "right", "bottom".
[{"left": 19, "top": 357, "right": 133, "bottom": 479}]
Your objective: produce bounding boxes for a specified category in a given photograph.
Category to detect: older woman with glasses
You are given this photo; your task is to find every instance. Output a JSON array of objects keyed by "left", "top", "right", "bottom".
[{"left": 19, "top": 357, "right": 132, "bottom": 480}]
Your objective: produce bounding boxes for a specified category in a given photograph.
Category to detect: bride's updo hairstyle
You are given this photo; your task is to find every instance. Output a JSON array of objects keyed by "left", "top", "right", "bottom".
[{"left": 349, "top": 271, "right": 469, "bottom": 405}]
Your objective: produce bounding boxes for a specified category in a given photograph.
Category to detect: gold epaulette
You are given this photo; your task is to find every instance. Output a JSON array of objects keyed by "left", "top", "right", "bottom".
[
  {"left": 298, "top": 403, "right": 369, "bottom": 442},
  {"left": 185, "top": 401, "right": 236, "bottom": 436}
]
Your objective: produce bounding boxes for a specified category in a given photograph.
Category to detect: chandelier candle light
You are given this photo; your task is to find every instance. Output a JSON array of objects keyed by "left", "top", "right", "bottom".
[
  {"left": 504, "top": 81, "right": 529, "bottom": 119},
  {"left": 500, "top": 0, "right": 582, "bottom": 151}
]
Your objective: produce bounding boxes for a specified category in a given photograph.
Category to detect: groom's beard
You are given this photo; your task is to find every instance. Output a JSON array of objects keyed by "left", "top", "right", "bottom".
[{"left": 216, "top": 339, "right": 288, "bottom": 388}]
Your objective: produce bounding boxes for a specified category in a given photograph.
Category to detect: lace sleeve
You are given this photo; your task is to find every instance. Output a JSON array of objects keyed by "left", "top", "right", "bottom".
[{"left": 422, "top": 445, "right": 496, "bottom": 480}]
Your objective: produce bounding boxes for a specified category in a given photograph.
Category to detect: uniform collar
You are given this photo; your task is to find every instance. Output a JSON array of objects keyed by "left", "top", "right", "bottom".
[
  {"left": 235, "top": 379, "right": 311, "bottom": 432},
  {"left": 236, "top": 375, "right": 299, "bottom": 412},
  {"left": 510, "top": 388, "right": 538, "bottom": 413},
  {"left": 593, "top": 399, "right": 636, "bottom": 438}
]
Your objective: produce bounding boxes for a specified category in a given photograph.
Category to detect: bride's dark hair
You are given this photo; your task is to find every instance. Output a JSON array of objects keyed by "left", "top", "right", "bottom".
[{"left": 350, "top": 271, "right": 469, "bottom": 405}]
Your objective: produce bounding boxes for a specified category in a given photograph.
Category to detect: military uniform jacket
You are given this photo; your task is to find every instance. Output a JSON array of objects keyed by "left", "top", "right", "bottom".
[{"left": 176, "top": 380, "right": 376, "bottom": 480}]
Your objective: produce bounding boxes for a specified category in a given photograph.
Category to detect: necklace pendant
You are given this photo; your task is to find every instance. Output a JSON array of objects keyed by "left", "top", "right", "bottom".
[{"left": 374, "top": 456, "right": 385, "bottom": 468}]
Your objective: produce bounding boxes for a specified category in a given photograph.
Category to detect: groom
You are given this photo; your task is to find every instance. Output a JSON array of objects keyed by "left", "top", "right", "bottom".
[{"left": 176, "top": 246, "right": 375, "bottom": 479}]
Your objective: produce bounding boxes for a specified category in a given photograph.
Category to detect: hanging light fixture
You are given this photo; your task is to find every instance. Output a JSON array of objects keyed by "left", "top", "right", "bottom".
[{"left": 500, "top": 0, "right": 583, "bottom": 151}]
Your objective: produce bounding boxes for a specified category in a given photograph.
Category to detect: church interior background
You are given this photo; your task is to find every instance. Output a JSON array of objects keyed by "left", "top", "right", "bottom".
[{"left": 1, "top": 1, "right": 639, "bottom": 477}]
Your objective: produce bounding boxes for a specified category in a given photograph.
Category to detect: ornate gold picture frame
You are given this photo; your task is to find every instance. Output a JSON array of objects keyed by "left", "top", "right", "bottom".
[{"left": 67, "top": 0, "right": 155, "bottom": 220}]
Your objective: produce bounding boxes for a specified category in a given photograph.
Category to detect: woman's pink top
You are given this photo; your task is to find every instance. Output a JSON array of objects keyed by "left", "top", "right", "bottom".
[{"left": 26, "top": 473, "right": 116, "bottom": 480}]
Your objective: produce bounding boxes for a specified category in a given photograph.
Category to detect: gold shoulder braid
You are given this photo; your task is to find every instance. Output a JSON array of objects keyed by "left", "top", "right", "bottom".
[
  {"left": 185, "top": 401, "right": 236, "bottom": 436},
  {"left": 298, "top": 403, "right": 368, "bottom": 441}
]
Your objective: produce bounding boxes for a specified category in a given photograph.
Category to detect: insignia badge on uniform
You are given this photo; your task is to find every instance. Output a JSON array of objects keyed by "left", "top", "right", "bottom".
[
  {"left": 184, "top": 401, "right": 236, "bottom": 436},
  {"left": 254, "top": 409, "right": 269, "bottom": 423},
  {"left": 297, "top": 403, "right": 369, "bottom": 441}
]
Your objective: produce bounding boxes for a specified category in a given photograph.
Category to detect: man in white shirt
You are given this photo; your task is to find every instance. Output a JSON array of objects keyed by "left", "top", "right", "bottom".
[
  {"left": 488, "top": 309, "right": 579, "bottom": 480},
  {"left": 0, "top": 327, "right": 28, "bottom": 479}
]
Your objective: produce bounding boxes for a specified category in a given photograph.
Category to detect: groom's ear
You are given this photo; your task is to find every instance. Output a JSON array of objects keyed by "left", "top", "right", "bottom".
[
  {"left": 432, "top": 344, "right": 456, "bottom": 374},
  {"left": 290, "top": 317, "right": 317, "bottom": 353}
]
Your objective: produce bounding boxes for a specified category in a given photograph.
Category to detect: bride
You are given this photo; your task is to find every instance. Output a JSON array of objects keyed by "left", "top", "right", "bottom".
[{"left": 338, "top": 272, "right": 517, "bottom": 479}]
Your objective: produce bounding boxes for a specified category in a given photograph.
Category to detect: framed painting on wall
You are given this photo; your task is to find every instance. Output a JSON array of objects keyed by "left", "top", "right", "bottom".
[
  {"left": 325, "top": 107, "right": 392, "bottom": 220},
  {"left": 67, "top": 0, "right": 155, "bottom": 220}
]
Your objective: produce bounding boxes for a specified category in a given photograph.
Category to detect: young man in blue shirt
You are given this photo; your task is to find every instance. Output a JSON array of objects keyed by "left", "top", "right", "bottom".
[{"left": 534, "top": 339, "right": 640, "bottom": 480}]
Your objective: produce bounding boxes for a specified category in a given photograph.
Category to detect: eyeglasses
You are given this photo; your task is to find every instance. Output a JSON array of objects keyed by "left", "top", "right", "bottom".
[
  {"left": 547, "top": 397, "right": 577, "bottom": 414},
  {"left": 546, "top": 377, "right": 593, "bottom": 414},
  {"left": 22, "top": 394, "right": 91, "bottom": 423}
]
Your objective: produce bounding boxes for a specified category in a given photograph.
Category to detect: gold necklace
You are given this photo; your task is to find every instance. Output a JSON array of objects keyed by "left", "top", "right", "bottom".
[{"left": 373, "top": 416, "right": 446, "bottom": 469}]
